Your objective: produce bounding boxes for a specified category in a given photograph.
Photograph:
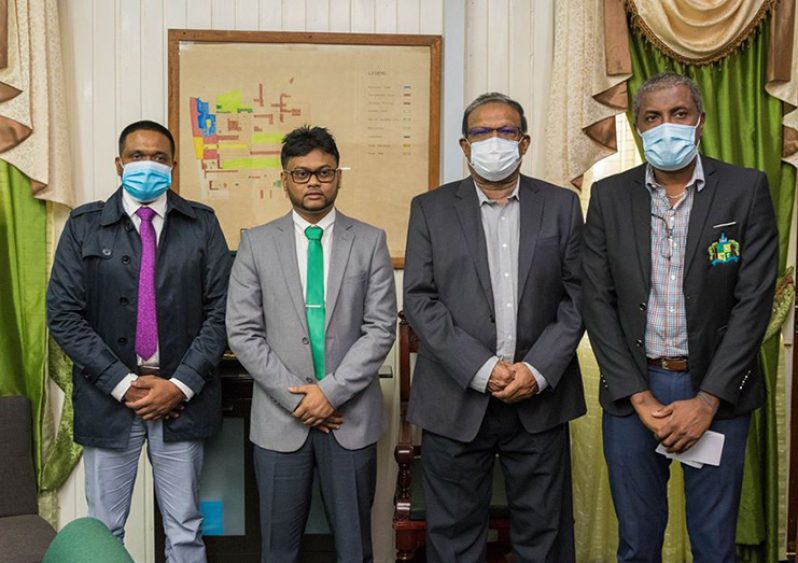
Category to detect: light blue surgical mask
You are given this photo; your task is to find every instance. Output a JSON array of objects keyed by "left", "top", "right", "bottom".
[
  {"left": 639, "top": 118, "right": 702, "bottom": 171},
  {"left": 121, "top": 160, "right": 172, "bottom": 202}
]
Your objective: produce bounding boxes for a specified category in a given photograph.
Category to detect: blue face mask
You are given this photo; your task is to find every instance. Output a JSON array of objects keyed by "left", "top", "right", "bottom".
[
  {"left": 639, "top": 118, "right": 701, "bottom": 172},
  {"left": 121, "top": 160, "right": 172, "bottom": 202}
]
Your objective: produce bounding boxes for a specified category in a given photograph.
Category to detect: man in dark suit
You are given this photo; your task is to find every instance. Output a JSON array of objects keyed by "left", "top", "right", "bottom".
[
  {"left": 47, "top": 120, "right": 231, "bottom": 561},
  {"left": 583, "top": 72, "right": 777, "bottom": 562},
  {"left": 404, "top": 92, "right": 585, "bottom": 563}
]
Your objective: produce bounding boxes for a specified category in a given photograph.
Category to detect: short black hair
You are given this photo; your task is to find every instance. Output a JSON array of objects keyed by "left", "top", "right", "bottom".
[
  {"left": 461, "top": 92, "right": 528, "bottom": 137},
  {"left": 118, "top": 120, "right": 175, "bottom": 158},
  {"left": 280, "top": 126, "right": 340, "bottom": 168}
]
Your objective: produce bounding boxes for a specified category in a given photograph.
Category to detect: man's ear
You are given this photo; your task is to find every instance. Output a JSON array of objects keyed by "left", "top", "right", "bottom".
[
  {"left": 115, "top": 157, "right": 123, "bottom": 177},
  {"left": 519, "top": 135, "right": 531, "bottom": 156},
  {"left": 459, "top": 137, "right": 470, "bottom": 160}
]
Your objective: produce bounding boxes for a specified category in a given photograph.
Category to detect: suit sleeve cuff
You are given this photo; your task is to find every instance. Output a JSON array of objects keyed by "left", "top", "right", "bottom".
[
  {"left": 170, "top": 378, "right": 195, "bottom": 401},
  {"left": 523, "top": 362, "right": 548, "bottom": 392},
  {"left": 111, "top": 374, "right": 138, "bottom": 402},
  {"left": 470, "top": 357, "right": 498, "bottom": 393}
]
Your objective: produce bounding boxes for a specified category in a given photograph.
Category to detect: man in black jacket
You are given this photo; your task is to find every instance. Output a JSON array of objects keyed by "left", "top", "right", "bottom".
[
  {"left": 47, "top": 120, "right": 231, "bottom": 560},
  {"left": 583, "top": 72, "right": 777, "bottom": 562}
]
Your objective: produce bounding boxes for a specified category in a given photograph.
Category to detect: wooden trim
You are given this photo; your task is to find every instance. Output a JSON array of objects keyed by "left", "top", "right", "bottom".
[{"left": 167, "top": 30, "right": 442, "bottom": 271}]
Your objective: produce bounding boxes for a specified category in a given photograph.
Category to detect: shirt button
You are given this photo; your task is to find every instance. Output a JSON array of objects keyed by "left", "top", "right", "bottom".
[
  {"left": 671, "top": 274, "right": 676, "bottom": 280},
  {"left": 502, "top": 243, "right": 507, "bottom": 248},
  {"left": 302, "top": 337, "right": 309, "bottom": 345},
  {"left": 118, "top": 337, "right": 127, "bottom": 344},
  {"left": 121, "top": 255, "right": 131, "bottom": 264},
  {"left": 504, "top": 272, "right": 509, "bottom": 277},
  {"left": 506, "top": 303, "right": 512, "bottom": 308},
  {"left": 119, "top": 296, "right": 129, "bottom": 305}
]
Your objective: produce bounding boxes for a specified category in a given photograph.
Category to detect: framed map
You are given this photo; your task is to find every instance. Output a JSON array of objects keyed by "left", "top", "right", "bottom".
[{"left": 168, "top": 30, "right": 441, "bottom": 267}]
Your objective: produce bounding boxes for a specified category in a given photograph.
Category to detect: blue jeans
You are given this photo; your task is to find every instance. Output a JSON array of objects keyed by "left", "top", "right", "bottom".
[{"left": 603, "top": 366, "right": 750, "bottom": 563}]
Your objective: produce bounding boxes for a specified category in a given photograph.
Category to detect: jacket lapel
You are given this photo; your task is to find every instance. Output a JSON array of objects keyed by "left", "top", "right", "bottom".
[
  {"left": 325, "top": 213, "right": 354, "bottom": 331},
  {"left": 517, "top": 177, "right": 544, "bottom": 295},
  {"left": 274, "top": 213, "right": 309, "bottom": 334},
  {"left": 455, "top": 179, "right": 495, "bottom": 314},
  {"left": 630, "top": 166, "right": 652, "bottom": 288},
  {"left": 684, "top": 158, "right": 718, "bottom": 279}
]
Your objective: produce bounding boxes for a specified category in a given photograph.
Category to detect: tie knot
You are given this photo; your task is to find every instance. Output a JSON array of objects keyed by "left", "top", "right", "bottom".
[
  {"left": 136, "top": 207, "right": 156, "bottom": 222},
  {"left": 305, "top": 225, "right": 323, "bottom": 241}
]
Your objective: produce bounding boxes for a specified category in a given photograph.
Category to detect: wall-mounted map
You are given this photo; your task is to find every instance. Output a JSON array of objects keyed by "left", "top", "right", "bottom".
[{"left": 169, "top": 30, "right": 441, "bottom": 266}]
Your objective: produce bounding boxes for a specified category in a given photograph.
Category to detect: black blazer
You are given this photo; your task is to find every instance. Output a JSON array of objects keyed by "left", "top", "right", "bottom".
[
  {"left": 403, "top": 175, "right": 586, "bottom": 442},
  {"left": 47, "top": 189, "right": 232, "bottom": 448},
  {"left": 583, "top": 157, "right": 777, "bottom": 418}
]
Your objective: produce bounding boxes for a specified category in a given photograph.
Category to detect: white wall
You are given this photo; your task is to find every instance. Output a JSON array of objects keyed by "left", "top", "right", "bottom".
[{"left": 55, "top": 1, "right": 552, "bottom": 561}]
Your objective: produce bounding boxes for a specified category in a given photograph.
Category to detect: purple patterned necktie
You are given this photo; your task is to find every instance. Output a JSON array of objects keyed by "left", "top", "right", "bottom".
[{"left": 135, "top": 207, "right": 158, "bottom": 360}]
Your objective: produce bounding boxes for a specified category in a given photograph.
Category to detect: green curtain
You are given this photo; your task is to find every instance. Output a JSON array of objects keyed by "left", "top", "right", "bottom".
[
  {"left": 626, "top": 21, "right": 795, "bottom": 563},
  {"left": 0, "top": 160, "right": 48, "bottom": 470},
  {"left": 0, "top": 161, "right": 82, "bottom": 525}
]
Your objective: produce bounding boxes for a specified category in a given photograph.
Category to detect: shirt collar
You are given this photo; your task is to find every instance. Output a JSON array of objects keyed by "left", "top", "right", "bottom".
[
  {"left": 122, "top": 188, "right": 168, "bottom": 219},
  {"left": 475, "top": 177, "right": 521, "bottom": 206},
  {"left": 645, "top": 156, "right": 705, "bottom": 194},
  {"left": 292, "top": 207, "right": 337, "bottom": 233}
]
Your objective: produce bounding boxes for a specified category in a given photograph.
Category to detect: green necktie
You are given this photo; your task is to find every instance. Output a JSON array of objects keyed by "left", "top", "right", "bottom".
[{"left": 305, "top": 225, "right": 325, "bottom": 380}]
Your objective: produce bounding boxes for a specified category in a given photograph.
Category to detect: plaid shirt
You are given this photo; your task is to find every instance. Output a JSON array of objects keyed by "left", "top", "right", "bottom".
[{"left": 645, "top": 158, "right": 705, "bottom": 358}]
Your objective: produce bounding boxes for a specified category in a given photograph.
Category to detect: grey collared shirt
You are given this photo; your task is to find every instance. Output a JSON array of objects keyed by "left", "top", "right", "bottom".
[
  {"left": 645, "top": 157, "right": 705, "bottom": 358},
  {"left": 469, "top": 181, "right": 548, "bottom": 393}
]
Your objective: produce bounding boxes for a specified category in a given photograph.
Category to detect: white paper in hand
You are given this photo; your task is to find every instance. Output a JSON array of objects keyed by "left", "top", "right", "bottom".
[{"left": 655, "top": 430, "right": 725, "bottom": 469}]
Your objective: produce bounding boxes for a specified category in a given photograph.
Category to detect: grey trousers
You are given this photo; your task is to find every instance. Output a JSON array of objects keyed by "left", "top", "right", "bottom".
[
  {"left": 83, "top": 417, "right": 206, "bottom": 563},
  {"left": 422, "top": 398, "right": 575, "bottom": 563},
  {"left": 253, "top": 430, "right": 377, "bottom": 563}
]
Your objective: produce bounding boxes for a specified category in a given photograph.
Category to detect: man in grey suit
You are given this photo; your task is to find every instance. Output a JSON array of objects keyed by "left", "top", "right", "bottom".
[
  {"left": 404, "top": 93, "right": 586, "bottom": 562},
  {"left": 226, "top": 126, "right": 396, "bottom": 562}
]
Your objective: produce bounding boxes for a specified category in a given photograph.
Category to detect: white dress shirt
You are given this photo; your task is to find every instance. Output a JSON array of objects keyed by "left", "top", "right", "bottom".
[
  {"left": 110, "top": 189, "right": 193, "bottom": 402},
  {"left": 469, "top": 179, "right": 548, "bottom": 394}
]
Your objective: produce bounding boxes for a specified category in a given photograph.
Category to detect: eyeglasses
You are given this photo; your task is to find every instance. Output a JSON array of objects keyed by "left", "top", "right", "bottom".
[
  {"left": 284, "top": 167, "right": 338, "bottom": 184},
  {"left": 651, "top": 213, "right": 675, "bottom": 260},
  {"left": 466, "top": 126, "right": 523, "bottom": 140}
]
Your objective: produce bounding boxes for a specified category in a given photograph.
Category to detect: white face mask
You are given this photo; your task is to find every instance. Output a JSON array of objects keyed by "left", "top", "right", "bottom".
[{"left": 468, "top": 137, "right": 521, "bottom": 182}]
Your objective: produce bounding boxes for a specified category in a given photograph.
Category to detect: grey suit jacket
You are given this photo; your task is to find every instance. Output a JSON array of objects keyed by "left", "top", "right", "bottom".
[
  {"left": 226, "top": 211, "right": 397, "bottom": 452},
  {"left": 404, "top": 175, "right": 586, "bottom": 442}
]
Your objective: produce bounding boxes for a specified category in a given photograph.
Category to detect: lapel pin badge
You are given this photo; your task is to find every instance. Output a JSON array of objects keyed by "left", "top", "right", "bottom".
[{"left": 707, "top": 232, "right": 740, "bottom": 266}]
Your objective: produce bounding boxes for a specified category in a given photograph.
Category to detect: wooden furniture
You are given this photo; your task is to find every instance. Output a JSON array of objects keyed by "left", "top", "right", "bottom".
[{"left": 392, "top": 313, "right": 512, "bottom": 562}]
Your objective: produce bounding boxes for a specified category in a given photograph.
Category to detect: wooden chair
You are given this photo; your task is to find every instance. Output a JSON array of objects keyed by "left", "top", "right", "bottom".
[{"left": 392, "top": 312, "right": 512, "bottom": 562}]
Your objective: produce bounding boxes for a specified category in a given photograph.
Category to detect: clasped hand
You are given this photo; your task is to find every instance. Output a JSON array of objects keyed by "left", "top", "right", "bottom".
[
  {"left": 289, "top": 384, "right": 343, "bottom": 433},
  {"left": 488, "top": 361, "right": 538, "bottom": 403},
  {"left": 124, "top": 375, "right": 185, "bottom": 421},
  {"left": 631, "top": 390, "right": 718, "bottom": 454}
]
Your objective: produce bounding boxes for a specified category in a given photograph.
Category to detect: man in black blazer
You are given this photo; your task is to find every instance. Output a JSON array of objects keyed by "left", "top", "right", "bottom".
[
  {"left": 583, "top": 72, "right": 777, "bottom": 562},
  {"left": 404, "top": 92, "right": 585, "bottom": 563}
]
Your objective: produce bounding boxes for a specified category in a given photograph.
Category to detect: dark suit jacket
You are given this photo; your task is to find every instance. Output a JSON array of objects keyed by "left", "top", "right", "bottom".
[
  {"left": 583, "top": 157, "right": 777, "bottom": 418},
  {"left": 403, "top": 175, "right": 586, "bottom": 442},
  {"left": 46, "top": 189, "right": 232, "bottom": 448}
]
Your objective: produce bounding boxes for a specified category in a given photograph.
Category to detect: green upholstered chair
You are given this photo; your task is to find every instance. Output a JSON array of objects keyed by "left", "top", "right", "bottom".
[
  {"left": 43, "top": 517, "right": 133, "bottom": 563},
  {"left": 392, "top": 313, "right": 511, "bottom": 562}
]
